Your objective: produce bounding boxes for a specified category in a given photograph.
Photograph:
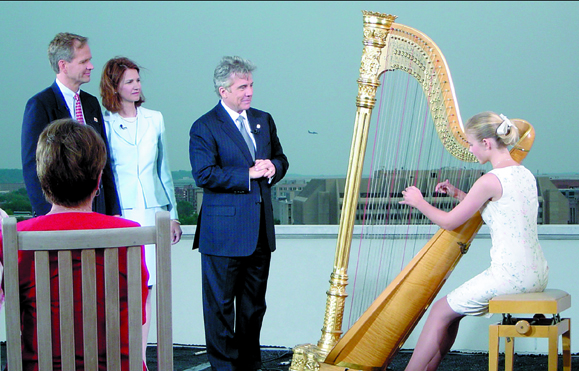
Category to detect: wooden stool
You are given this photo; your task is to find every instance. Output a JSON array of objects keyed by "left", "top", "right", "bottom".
[{"left": 488, "top": 289, "right": 571, "bottom": 371}]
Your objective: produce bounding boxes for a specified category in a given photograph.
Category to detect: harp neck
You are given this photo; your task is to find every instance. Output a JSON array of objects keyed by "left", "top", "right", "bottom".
[{"left": 510, "top": 119, "right": 535, "bottom": 163}]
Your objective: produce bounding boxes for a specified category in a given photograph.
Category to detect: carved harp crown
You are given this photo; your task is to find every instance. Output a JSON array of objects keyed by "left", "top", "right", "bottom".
[
  {"left": 290, "top": 11, "right": 535, "bottom": 371},
  {"left": 359, "top": 11, "right": 475, "bottom": 162}
]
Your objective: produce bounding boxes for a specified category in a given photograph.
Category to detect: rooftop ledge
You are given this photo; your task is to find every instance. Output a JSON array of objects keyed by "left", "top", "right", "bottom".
[{"left": 181, "top": 224, "right": 579, "bottom": 240}]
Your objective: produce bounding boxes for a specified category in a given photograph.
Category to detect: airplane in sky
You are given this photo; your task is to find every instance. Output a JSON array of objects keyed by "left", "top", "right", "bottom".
[{"left": 308, "top": 130, "right": 318, "bottom": 134}]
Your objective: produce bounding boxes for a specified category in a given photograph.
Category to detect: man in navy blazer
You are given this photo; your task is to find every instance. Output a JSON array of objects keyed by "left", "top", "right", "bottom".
[
  {"left": 190, "top": 56, "right": 289, "bottom": 371},
  {"left": 21, "top": 32, "right": 120, "bottom": 216}
]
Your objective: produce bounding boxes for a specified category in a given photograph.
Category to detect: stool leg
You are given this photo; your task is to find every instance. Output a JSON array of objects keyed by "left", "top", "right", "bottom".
[
  {"left": 489, "top": 325, "right": 500, "bottom": 371},
  {"left": 548, "top": 325, "right": 559, "bottom": 371},
  {"left": 505, "top": 337, "right": 514, "bottom": 371},
  {"left": 562, "top": 319, "right": 571, "bottom": 371}
]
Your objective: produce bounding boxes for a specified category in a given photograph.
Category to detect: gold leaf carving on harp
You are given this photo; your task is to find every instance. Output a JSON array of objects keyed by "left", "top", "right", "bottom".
[{"left": 290, "top": 10, "right": 535, "bottom": 371}]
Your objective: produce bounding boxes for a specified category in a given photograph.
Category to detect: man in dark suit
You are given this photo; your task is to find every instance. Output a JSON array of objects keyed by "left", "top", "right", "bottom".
[
  {"left": 189, "top": 56, "right": 289, "bottom": 371},
  {"left": 21, "top": 32, "right": 120, "bottom": 216}
]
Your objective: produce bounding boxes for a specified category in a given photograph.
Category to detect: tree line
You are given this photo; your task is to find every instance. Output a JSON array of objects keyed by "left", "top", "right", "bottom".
[{"left": 1, "top": 187, "right": 198, "bottom": 224}]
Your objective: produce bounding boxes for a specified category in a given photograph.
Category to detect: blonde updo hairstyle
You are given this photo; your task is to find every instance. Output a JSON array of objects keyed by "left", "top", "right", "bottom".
[{"left": 465, "top": 111, "right": 519, "bottom": 147}]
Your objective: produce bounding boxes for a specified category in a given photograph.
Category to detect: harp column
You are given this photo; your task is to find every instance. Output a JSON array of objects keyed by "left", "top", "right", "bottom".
[
  {"left": 316, "top": 11, "right": 397, "bottom": 355},
  {"left": 290, "top": 12, "right": 397, "bottom": 371}
]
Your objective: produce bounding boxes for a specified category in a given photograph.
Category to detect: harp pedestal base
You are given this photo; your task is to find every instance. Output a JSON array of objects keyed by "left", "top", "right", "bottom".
[
  {"left": 488, "top": 289, "right": 571, "bottom": 371},
  {"left": 290, "top": 343, "right": 379, "bottom": 371},
  {"left": 290, "top": 344, "right": 327, "bottom": 371}
]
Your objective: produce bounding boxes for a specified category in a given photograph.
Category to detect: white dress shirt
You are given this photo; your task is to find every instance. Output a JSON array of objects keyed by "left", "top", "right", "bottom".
[
  {"left": 55, "top": 78, "right": 85, "bottom": 123},
  {"left": 220, "top": 100, "right": 256, "bottom": 148}
]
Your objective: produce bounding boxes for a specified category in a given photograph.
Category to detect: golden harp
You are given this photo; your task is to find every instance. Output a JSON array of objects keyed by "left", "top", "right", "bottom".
[{"left": 290, "top": 11, "right": 535, "bottom": 371}]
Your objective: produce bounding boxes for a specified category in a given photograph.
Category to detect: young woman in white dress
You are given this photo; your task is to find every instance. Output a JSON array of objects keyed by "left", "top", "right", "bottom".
[
  {"left": 100, "top": 57, "right": 182, "bottom": 367},
  {"left": 400, "top": 111, "right": 548, "bottom": 371}
]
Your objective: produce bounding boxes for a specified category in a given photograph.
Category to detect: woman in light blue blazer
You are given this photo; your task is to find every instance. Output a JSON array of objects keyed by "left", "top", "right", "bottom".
[{"left": 100, "top": 57, "right": 181, "bottom": 366}]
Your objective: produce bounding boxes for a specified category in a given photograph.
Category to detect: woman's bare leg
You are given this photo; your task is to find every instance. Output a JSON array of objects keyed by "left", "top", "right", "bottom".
[{"left": 405, "top": 297, "right": 464, "bottom": 371}]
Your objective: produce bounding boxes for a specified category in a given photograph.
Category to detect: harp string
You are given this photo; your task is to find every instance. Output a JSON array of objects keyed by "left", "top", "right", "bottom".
[
  {"left": 346, "top": 69, "right": 431, "bottom": 326},
  {"left": 347, "top": 77, "right": 383, "bottom": 327},
  {"left": 288, "top": 16, "right": 533, "bottom": 370},
  {"left": 345, "top": 48, "right": 483, "bottom": 328}
]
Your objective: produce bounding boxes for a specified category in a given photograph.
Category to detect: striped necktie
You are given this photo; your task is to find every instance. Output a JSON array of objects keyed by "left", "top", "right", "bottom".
[
  {"left": 237, "top": 115, "right": 255, "bottom": 161},
  {"left": 74, "top": 93, "right": 84, "bottom": 124}
]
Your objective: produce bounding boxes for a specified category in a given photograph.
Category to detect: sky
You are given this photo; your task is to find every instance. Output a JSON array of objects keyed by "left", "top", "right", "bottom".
[{"left": 1, "top": 1, "right": 578, "bottom": 177}]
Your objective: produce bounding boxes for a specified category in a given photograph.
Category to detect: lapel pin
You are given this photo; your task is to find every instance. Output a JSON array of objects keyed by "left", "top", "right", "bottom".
[{"left": 252, "top": 124, "right": 261, "bottom": 135}]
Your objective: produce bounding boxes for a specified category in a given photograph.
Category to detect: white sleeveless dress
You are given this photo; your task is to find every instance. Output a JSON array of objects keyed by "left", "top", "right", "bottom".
[{"left": 446, "top": 166, "right": 549, "bottom": 316}]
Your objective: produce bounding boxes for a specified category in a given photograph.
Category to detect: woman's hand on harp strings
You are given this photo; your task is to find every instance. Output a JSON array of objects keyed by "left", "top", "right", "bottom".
[
  {"left": 399, "top": 186, "right": 425, "bottom": 208},
  {"left": 400, "top": 185, "right": 459, "bottom": 230},
  {"left": 400, "top": 175, "right": 497, "bottom": 230},
  {"left": 435, "top": 179, "right": 466, "bottom": 201}
]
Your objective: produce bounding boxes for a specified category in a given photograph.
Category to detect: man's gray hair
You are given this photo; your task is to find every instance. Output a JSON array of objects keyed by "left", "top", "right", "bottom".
[
  {"left": 48, "top": 32, "right": 88, "bottom": 74},
  {"left": 213, "top": 56, "right": 256, "bottom": 97}
]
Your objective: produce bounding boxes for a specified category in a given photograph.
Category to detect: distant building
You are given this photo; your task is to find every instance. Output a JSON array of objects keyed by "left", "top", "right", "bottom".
[
  {"left": 562, "top": 189, "right": 579, "bottom": 224},
  {"left": 272, "top": 178, "right": 308, "bottom": 201},
  {"left": 536, "top": 177, "right": 570, "bottom": 224},
  {"left": 293, "top": 178, "right": 341, "bottom": 225},
  {"left": 173, "top": 176, "right": 199, "bottom": 212},
  {"left": 174, "top": 184, "right": 204, "bottom": 215},
  {"left": 271, "top": 178, "right": 307, "bottom": 224},
  {"left": 293, "top": 170, "right": 570, "bottom": 225},
  {"left": 2, "top": 170, "right": 575, "bottom": 225},
  {"left": 273, "top": 199, "right": 293, "bottom": 225},
  {"left": 175, "top": 184, "right": 196, "bottom": 203},
  {"left": 550, "top": 177, "right": 579, "bottom": 224}
]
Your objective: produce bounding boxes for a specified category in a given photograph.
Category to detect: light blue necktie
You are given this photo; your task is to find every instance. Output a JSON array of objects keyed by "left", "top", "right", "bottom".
[{"left": 237, "top": 115, "right": 255, "bottom": 161}]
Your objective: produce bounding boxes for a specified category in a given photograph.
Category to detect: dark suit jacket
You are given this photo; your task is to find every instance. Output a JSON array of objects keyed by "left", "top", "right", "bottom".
[
  {"left": 21, "top": 81, "right": 121, "bottom": 216},
  {"left": 189, "top": 102, "right": 289, "bottom": 257}
]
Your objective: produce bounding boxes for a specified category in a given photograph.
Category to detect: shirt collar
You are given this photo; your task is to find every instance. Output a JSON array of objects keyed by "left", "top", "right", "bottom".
[
  {"left": 55, "top": 77, "right": 80, "bottom": 98},
  {"left": 220, "top": 100, "right": 247, "bottom": 124},
  {"left": 55, "top": 78, "right": 81, "bottom": 115}
]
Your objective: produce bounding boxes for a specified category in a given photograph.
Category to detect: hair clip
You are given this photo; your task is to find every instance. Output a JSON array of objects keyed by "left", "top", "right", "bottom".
[{"left": 496, "top": 114, "right": 514, "bottom": 135}]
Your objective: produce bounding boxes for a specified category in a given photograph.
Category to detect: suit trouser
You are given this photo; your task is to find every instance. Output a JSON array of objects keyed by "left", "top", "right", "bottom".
[{"left": 201, "top": 212, "right": 271, "bottom": 371}]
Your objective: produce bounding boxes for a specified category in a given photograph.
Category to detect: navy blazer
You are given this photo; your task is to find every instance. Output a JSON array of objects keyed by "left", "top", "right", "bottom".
[
  {"left": 21, "top": 82, "right": 121, "bottom": 216},
  {"left": 189, "top": 103, "right": 289, "bottom": 257}
]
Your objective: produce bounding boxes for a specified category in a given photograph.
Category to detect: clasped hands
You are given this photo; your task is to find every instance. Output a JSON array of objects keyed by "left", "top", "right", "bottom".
[{"left": 249, "top": 159, "right": 276, "bottom": 180}]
